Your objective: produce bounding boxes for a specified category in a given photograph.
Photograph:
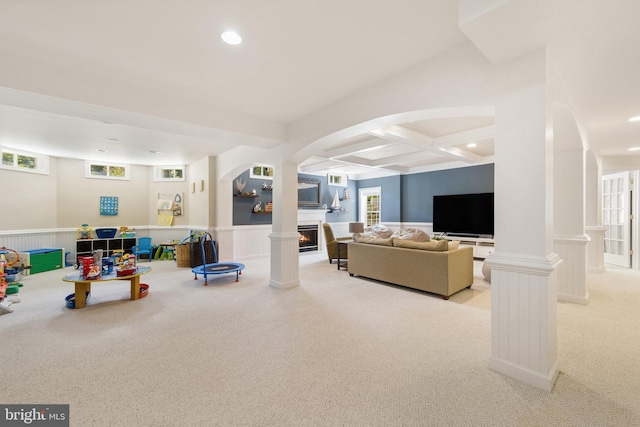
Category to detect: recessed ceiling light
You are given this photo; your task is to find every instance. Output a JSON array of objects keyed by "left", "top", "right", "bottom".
[
  {"left": 629, "top": 116, "right": 640, "bottom": 122},
  {"left": 149, "top": 150, "right": 165, "bottom": 155},
  {"left": 467, "top": 143, "right": 477, "bottom": 148},
  {"left": 221, "top": 31, "right": 242, "bottom": 45},
  {"left": 628, "top": 147, "right": 640, "bottom": 151}
]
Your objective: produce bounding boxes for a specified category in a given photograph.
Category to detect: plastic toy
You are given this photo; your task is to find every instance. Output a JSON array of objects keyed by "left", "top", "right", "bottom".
[{"left": 77, "top": 223, "right": 93, "bottom": 240}]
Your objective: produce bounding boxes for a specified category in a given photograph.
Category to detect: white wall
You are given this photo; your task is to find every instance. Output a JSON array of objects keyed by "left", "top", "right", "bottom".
[
  {"left": 0, "top": 157, "right": 58, "bottom": 229},
  {"left": 1, "top": 157, "right": 194, "bottom": 231}
]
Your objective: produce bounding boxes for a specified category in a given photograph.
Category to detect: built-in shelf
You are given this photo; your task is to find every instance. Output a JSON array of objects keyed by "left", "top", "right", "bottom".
[{"left": 234, "top": 194, "right": 258, "bottom": 198}]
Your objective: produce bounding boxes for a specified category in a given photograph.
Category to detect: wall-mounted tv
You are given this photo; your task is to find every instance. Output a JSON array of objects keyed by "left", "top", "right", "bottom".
[{"left": 433, "top": 193, "right": 494, "bottom": 237}]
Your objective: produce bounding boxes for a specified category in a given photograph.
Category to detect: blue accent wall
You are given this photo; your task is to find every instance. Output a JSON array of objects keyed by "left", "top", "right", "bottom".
[
  {"left": 232, "top": 164, "right": 493, "bottom": 225},
  {"left": 355, "top": 175, "right": 402, "bottom": 222},
  {"left": 402, "top": 164, "right": 494, "bottom": 222},
  {"left": 232, "top": 170, "right": 273, "bottom": 225}
]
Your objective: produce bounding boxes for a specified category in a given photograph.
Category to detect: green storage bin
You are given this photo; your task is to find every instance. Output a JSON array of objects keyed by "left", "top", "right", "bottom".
[{"left": 26, "top": 248, "right": 64, "bottom": 274}]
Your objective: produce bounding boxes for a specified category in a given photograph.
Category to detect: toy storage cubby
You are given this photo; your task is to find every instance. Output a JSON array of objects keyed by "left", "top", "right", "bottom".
[{"left": 76, "top": 238, "right": 136, "bottom": 265}]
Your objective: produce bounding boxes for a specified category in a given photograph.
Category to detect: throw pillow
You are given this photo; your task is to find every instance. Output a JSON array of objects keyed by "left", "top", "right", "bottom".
[
  {"left": 363, "top": 224, "right": 393, "bottom": 238},
  {"left": 392, "top": 239, "right": 448, "bottom": 251},
  {"left": 390, "top": 227, "right": 430, "bottom": 242},
  {"left": 354, "top": 234, "right": 393, "bottom": 246},
  {"left": 447, "top": 241, "right": 460, "bottom": 250}
]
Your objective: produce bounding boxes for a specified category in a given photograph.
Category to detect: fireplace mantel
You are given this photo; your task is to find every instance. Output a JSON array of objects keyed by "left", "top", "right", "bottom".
[{"left": 297, "top": 209, "right": 327, "bottom": 224}]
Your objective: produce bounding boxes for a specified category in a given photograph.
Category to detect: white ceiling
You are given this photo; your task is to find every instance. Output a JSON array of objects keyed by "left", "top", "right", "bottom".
[{"left": 0, "top": 0, "right": 639, "bottom": 176}]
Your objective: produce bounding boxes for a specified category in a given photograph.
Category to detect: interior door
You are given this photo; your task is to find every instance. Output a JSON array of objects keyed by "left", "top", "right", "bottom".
[{"left": 603, "top": 172, "right": 631, "bottom": 267}]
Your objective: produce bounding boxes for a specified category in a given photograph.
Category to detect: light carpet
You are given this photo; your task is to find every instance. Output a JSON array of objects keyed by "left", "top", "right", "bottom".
[{"left": 1, "top": 253, "right": 639, "bottom": 426}]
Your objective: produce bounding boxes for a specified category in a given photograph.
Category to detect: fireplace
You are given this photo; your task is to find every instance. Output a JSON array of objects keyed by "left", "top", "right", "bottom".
[{"left": 298, "top": 224, "right": 318, "bottom": 252}]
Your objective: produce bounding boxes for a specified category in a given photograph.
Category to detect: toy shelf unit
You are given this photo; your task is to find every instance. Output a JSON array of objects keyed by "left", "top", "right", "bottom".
[
  {"left": 444, "top": 236, "right": 494, "bottom": 259},
  {"left": 24, "top": 248, "right": 65, "bottom": 274},
  {"left": 76, "top": 238, "right": 136, "bottom": 265}
]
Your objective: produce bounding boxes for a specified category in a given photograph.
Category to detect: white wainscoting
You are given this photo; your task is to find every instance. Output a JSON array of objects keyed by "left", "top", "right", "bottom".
[
  {"left": 233, "top": 225, "right": 273, "bottom": 261},
  {"left": 0, "top": 226, "right": 192, "bottom": 263}
]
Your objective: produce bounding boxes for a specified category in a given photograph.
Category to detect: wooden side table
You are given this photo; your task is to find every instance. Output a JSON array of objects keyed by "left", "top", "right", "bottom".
[{"left": 337, "top": 241, "right": 349, "bottom": 271}]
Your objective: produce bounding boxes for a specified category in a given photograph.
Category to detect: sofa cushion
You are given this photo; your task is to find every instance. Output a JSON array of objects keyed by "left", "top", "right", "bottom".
[
  {"left": 447, "top": 240, "right": 460, "bottom": 250},
  {"left": 355, "top": 234, "right": 393, "bottom": 246},
  {"left": 392, "top": 238, "right": 448, "bottom": 251},
  {"left": 391, "top": 227, "right": 430, "bottom": 242}
]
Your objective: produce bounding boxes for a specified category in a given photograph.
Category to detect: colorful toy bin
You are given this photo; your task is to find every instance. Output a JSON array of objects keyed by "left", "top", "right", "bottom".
[{"left": 95, "top": 228, "right": 118, "bottom": 239}]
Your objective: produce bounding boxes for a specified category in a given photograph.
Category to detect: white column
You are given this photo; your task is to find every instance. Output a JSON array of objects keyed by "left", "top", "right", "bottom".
[
  {"left": 553, "top": 146, "right": 589, "bottom": 305},
  {"left": 585, "top": 150, "right": 605, "bottom": 272},
  {"left": 269, "top": 160, "right": 300, "bottom": 289},
  {"left": 214, "top": 179, "right": 235, "bottom": 262},
  {"left": 487, "top": 49, "right": 560, "bottom": 391}
]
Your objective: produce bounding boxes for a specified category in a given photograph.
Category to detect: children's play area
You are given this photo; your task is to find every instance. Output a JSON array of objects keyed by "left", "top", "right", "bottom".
[{"left": 0, "top": 224, "right": 245, "bottom": 314}]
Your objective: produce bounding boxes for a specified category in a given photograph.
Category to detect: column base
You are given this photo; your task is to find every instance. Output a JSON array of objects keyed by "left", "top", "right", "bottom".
[
  {"left": 557, "top": 292, "right": 590, "bottom": 305},
  {"left": 269, "top": 279, "right": 300, "bottom": 289},
  {"left": 269, "top": 232, "right": 300, "bottom": 290},
  {"left": 554, "top": 234, "right": 590, "bottom": 305},
  {"left": 586, "top": 226, "right": 607, "bottom": 273},
  {"left": 489, "top": 356, "right": 559, "bottom": 392},
  {"left": 485, "top": 251, "right": 562, "bottom": 392}
]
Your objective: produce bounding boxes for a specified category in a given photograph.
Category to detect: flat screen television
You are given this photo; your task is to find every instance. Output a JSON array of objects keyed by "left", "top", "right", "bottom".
[{"left": 433, "top": 193, "right": 494, "bottom": 237}]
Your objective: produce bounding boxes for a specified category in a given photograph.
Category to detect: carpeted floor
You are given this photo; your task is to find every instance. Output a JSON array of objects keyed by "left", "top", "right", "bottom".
[{"left": 1, "top": 253, "right": 639, "bottom": 426}]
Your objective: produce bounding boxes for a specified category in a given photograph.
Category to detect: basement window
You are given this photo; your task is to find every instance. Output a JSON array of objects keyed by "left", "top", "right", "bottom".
[
  {"left": 0, "top": 147, "right": 49, "bottom": 174},
  {"left": 153, "top": 165, "right": 185, "bottom": 181},
  {"left": 250, "top": 164, "right": 274, "bottom": 180},
  {"left": 85, "top": 161, "right": 130, "bottom": 180}
]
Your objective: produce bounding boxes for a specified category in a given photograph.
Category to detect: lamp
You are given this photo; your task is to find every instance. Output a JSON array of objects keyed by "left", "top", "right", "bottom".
[{"left": 349, "top": 222, "right": 365, "bottom": 240}]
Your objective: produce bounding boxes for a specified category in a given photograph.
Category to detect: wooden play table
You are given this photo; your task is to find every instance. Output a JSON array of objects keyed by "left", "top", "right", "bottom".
[{"left": 62, "top": 266, "right": 151, "bottom": 309}]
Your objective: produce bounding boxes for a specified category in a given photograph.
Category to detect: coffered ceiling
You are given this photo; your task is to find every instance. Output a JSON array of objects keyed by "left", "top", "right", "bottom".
[{"left": 299, "top": 117, "right": 495, "bottom": 179}]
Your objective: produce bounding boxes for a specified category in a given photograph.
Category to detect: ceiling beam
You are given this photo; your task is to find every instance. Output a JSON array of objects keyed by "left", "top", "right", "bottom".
[
  {"left": 370, "top": 150, "right": 440, "bottom": 168},
  {"left": 437, "top": 146, "right": 484, "bottom": 163},
  {"left": 432, "top": 125, "right": 495, "bottom": 147},
  {"left": 325, "top": 137, "right": 400, "bottom": 159},
  {"left": 371, "top": 125, "right": 490, "bottom": 164}
]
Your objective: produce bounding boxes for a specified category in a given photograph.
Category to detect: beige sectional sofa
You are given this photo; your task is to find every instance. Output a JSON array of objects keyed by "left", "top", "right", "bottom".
[{"left": 347, "top": 240, "right": 474, "bottom": 300}]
